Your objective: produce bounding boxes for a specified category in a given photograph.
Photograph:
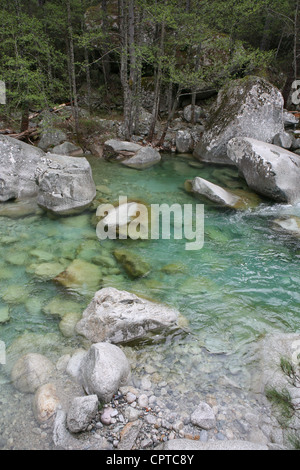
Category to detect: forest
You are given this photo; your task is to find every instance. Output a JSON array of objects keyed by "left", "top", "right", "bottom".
[{"left": 0, "top": 0, "right": 299, "bottom": 142}]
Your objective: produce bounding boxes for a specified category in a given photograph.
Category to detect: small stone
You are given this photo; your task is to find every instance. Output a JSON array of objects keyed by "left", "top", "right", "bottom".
[
  {"left": 138, "top": 394, "right": 149, "bottom": 408},
  {"left": 100, "top": 407, "right": 114, "bottom": 425},
  {"left": 126, "top": 392, "right": 137, "bottom": 404},
  {"left": 145, "top": 414, "right": 157, "bottom": 426},
  {"left": 190, "top": 402, "right": 216, "bottom": 430},
  {"left": 67, "top": 395, "right": 99, "bottom": 433},
  {"left": 141, "top": 376, "right": 152, "bottom": 391},
  {"left": 200, "top": 430, "right": 208, "bottom": 442}
]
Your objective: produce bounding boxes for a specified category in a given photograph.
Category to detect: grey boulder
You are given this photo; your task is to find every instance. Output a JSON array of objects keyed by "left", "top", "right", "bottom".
[
  {"left": 183, "top": 105, "right": 205, "bottom": 123},
  {"left": 104, "top": 139, "right": 142, "bottom": 159},
  {"left": 227, "top": 137, "right": 300, "bottom": 203},
  {"left": 79, "top": 342, "right": 131, "bottom": 403},
  {"left": 50, "top": 142, "right": 83, "bottom": 156},
  {"left": 272, "top": 132, "right": 293, "bottom": 150},
  {"left": 176, "top": 130, "right": 193, "bottom": 154},
  {"left": 75, "top": 287, "right": 180, "bottom": 344},
  {"left": 67, "top": 395, "right": 99, "bottom": 433},
  {"left": 38, "top": 128, "right": 67, "bottom": 152},
  {"left": 0, "top": 134, "right": 44, "bottom": 201},
  {"left": 194, "top": 76, "right": 284, "bottom": 165},
  {"left": 36, "top": 153, "right": 96, "bottom": 215},
  {"left": 121, "top": 146, "right": 161, "bottom": 169}
]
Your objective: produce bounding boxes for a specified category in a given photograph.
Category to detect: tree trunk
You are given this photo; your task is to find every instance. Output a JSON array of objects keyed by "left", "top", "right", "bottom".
[
  {"left": 148, "top": 21, "right": 165, "bottom": 142},
  {"left": 157, "top": 88, "right": 182, "bottom": 147},
  {"left": 66, "top": 0, "right": 79, "bottom": 135}
]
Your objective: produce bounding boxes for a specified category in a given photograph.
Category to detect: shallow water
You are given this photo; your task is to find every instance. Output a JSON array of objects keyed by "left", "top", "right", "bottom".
[{"left": 0, "top": 154, "right": 300, "bottom": 447}]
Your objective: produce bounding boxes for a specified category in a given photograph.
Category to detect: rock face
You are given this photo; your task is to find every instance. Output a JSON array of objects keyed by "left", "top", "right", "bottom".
[
  {"left": 0, "top": 135, "right": 44, "bottom": 201},
  {"left": 67, "top": 395, "right": 99, "bottom": 433},
  {"left": 78, "top": 342, "right": 131, "bottom": 403},
  {"left": 283, "top": 109, "right": 299, "bottom": 128},
  {"left": 36, "top": 153, "right": 96, "bottom": 215},
  {"left": 75, "top": 287, "right": 180, "bottom": 344},
  {"left": 273, "top": 217, "right": 300, "bottom": 237},
  {"left": 227, "top": 137, "right": 300, "bottom": 203},
  {"left": 121, "top": 146, "right": 161, "bottom": 170},
  {"left": 194, "top": 76, "right": 284, "bottom": 165},
  {"left": 11, "top": 353, "right": 54, "bottom": 393}
]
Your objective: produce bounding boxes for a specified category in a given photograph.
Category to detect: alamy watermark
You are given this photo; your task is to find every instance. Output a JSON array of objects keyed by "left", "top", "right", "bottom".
[
  {"left": 0, "top": 340, "right": 6, "bottom": 365},
  {"left": 0, "top": 80, "right": 6, "bottom": 105},
  {"left": 96, "top": 196, "right": 204, "bottom": 251}
]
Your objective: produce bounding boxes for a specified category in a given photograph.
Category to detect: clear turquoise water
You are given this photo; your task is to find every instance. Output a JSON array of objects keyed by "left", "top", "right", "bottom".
[{"left": 0, "top": 154, "right": 300, "bottom": 403}]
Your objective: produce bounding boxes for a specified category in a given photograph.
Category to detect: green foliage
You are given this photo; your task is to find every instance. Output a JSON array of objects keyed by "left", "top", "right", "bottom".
[{"left": 280, "top": 357, "right": 300, "bottom": 388}]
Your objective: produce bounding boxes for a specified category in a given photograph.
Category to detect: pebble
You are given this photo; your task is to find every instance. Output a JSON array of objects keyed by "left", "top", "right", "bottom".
[
  {"left": 138, "top": 394, "right": 149, "bottom": 408},
  {"left": 126, "top": 392, "right": 136, "bottom": 404},
  {"left": 200, "top": 430, "right": 208, "bottom": 442}
]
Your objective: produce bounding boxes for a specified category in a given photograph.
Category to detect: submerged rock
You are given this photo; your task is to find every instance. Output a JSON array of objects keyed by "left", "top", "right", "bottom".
[
  {"left": 185, "top": 176, "right": 260, "bottom": 210},
  {"left": 75, "top": 287, "right": 180, "bottom": 344},
  {"left": 54, "top": 259, "right": 102, "bottom": 290},
  {"left": 113, "top": 248, "right": 150, "bottom": 279},
  {"left": 227, "top": 137, "right": 300, "bottom": 203},
  {"left": 273, "top": 217, "right": 300, "bottom": 237},
  {"left": 194, "top": 76, "right": 284, "bottom": 165},
  {"left": 36, "top": 153, "right": 96, "bottom": 215},
  {"left": 43, "top": 297, "right": 83, "bottom": 318},
  {"left": 11, "top": 353, "right": 55, "bottom": 393},
  {"left": 0, "top": 306, "right": 10, "bottom": 324},
  {"left": 59, "top": 312, "right": 82, "bottom": 338},
  {"left": 78, "top": 342, "right": 131, "bottom": 403}
]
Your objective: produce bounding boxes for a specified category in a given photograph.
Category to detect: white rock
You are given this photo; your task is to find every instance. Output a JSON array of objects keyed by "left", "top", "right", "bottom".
[{"left": 79, "top": 342, "right": 131, "bottom": 403}]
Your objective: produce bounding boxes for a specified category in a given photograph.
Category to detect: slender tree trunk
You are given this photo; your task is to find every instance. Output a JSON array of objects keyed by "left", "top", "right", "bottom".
[
  {"left": 294, "top": 0, "right": 299, "bottom": 82},
  {"left": 148, "top": 20, "right": 165, "bottom": 142},
  {"left": 120, "top": 0, "right": 132, "bottom": 140},
  {"left": 157, "top": 88, "right": 182, "bottom": 147},
  {"left": 66, "top": 0, "right": 79, "bottom": 135},
  {"left": 101, "top": 0, "right": 111, "bottom": 93}
]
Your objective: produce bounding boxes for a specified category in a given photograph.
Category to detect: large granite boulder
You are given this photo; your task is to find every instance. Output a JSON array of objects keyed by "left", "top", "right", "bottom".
[
  {"left": 0, "top": 135, "right": 44, "bottom": 201},
  {"left": 75, "top": 287, "right": 180, "bottom": 344},
  {"left": 0, "top": 136, "right": 96, "bottom": 215},
  {"left": 36, "top": 153, "right": 96, "bottom": 215},
  {"left": 78, "top": 342, "right": 131, "bottom": 403},
  {"left": 227, "top": 137, "right": 300, "bottom": 203},
  {"left": 194, "top": 76, "right": 284, "bottom": 165}
]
